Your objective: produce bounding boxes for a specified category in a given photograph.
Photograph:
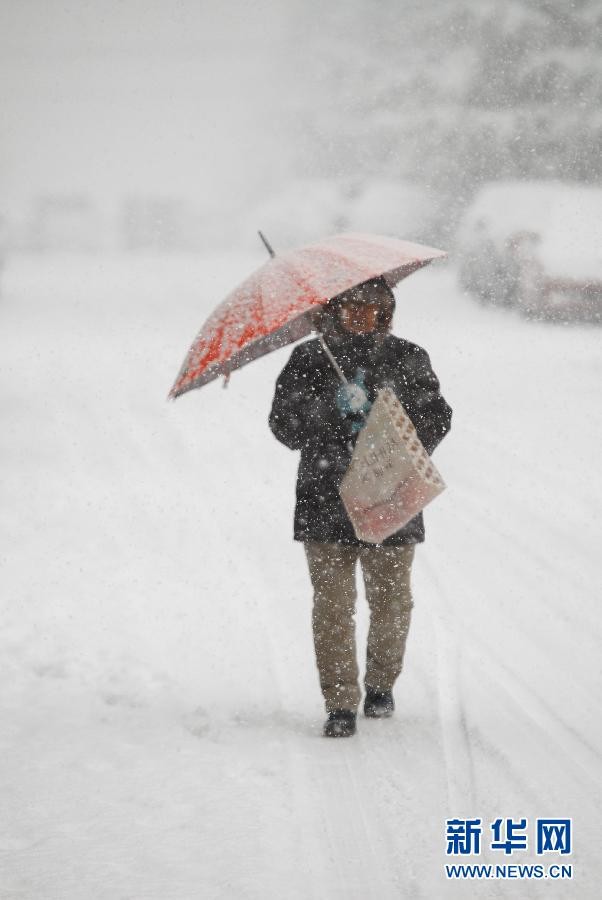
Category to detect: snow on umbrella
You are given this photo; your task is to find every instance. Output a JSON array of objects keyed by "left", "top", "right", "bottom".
[{"left": 168, "top": 232, "right": 446, "bottom": 399}]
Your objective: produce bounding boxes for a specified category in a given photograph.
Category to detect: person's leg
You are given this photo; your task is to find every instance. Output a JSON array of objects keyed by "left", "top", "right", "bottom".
[
  {"left": 304, "top": 541, "right": 361, "bottom": 713},
  {"left": 359, "top": 544, "right": 415, "bottom": 694}
]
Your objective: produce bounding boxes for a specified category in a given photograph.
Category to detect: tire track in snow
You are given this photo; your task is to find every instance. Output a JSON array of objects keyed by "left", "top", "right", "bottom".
[
  {"left": 462, "top": 423, "right": 600, "bottom": 517},
  {"left": 443, "top": 493, "right": 602, "bottom": 743},
  {"left": 461, "top": 423, "right": 599, "bottom": 565},
  {"left": 417, "top": 557, "right": 519, "bottom": 900},
  {"left": 426, "top": 500, "right": 602, "bottom": 791},
  {"left": 296, "top": 741, "right": 396, "bottom": 900},
  {"left": 450, "top": 478, "right": 602, "bottom": 761},
  {"left": 251, "top": 560, "right": 397, "bottom": 900},
  {"left": 455, "top": 476, "right": 598, "bottom": 614},
  {"left": 468, "top": 634, "right": 602, "bottom": 791},
  {"left": 455, "top": 485, "right": 602, "bottom": 705},
  {"left": 418, "top": 556, "right": 477, "bottom": 815},
  {"left": 442, "top": 419, "right": 602, "bottom": 774}
]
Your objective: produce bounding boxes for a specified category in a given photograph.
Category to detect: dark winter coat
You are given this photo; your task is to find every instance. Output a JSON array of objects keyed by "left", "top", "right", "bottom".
[{"left": 269, "top": 332, "right": 452, "bottom": 546}]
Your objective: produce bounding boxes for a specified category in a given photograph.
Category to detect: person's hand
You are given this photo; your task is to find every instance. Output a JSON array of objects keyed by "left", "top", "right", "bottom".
[{"left": 335, "top": 369, "right": 371, "bottom": 418}]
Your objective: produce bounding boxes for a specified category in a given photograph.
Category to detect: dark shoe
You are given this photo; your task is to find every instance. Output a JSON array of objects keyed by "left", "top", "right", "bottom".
[
  {"left": 323, "top": 709, "right": 357, "bottom": 738},
  {"left": 364, "top": 688, "right": 395, "bottom": 718}
]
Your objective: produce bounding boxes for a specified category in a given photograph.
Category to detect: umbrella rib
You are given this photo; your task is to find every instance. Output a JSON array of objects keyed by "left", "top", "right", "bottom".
[
  {"left": 272, "top": 259, "right": 329, "bottom": 315},
  {"left": 256, "top": 262, "right": 269, "bottom": 325},
  {"left": 285, "top": 248, "right": 371, "bottom": 301},
  {"left": 286, "top": 263, "right": 327, "bottom": 306},
  {"left": 316, "top": 242, "right": 399, "bottom": 279}
]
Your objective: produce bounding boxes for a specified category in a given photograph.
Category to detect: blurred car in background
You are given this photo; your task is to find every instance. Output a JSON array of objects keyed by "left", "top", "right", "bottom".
[{"left": 456, "top": 181, "right": 602, "bottom": 322}]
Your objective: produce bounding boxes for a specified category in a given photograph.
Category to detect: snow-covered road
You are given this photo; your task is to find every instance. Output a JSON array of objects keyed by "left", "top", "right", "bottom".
[{"left": 2, "top": 254, "right": 600, "bottom": 898}]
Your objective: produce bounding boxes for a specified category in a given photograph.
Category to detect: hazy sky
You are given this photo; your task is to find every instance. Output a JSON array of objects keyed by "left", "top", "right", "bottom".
[
  {"left": 0, "top": 0, "right": 296, "bottom": 217},
  {"left": 4, "top": 0, "right": 598, "bottom": 236}
]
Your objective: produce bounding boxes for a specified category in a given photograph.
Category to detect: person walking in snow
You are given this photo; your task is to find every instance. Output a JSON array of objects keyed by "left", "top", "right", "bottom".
[{"left": 269, "top": 277, "right": 452, "bottom": 737}]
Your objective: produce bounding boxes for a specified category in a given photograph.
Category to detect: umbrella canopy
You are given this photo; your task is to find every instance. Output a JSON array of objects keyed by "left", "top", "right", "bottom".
[{"left": 168, "top": 232, "right": 446, "bottom": 399}]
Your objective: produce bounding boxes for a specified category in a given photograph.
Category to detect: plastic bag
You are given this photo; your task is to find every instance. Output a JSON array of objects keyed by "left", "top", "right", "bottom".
[{"left": 339, "top": 387, "right": 446, "bottom": 544}]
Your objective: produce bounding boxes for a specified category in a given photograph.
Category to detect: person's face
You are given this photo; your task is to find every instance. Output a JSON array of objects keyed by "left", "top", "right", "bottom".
[
  {"left": 338, "top": 299, "right": 380, "bottom": 334},
  {"left": 337, "top": 282, "right": 391, "bottom": 334}
]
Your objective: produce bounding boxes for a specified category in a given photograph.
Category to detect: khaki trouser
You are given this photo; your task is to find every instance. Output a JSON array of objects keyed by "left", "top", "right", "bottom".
[{"left": 304, "top": 541, "right": 415, "bottom": 713}]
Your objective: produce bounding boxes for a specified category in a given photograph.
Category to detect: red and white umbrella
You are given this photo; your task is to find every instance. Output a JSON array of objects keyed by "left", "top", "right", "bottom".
[{"left": 168, "top": 232, "right": 446, "bottom": 399}]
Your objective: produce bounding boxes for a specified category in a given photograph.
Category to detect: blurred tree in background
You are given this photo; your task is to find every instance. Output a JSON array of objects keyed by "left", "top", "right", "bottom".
[{"left": 288, "top": 0, "right": 602, "bottom": 229}]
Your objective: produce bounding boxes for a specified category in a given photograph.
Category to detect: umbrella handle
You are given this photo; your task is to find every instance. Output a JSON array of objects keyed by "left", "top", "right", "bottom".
[
  {"left": 318, "top": 334, "right": 369, "bottom": 422},
  {"left": 318, "top": 334, "right": 348, "bottom": 385}
]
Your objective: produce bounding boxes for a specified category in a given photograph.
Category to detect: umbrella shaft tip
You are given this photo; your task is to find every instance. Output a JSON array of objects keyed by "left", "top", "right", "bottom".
[{"left": 258, "top": 230, "right": 276, "bottom": 258}]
